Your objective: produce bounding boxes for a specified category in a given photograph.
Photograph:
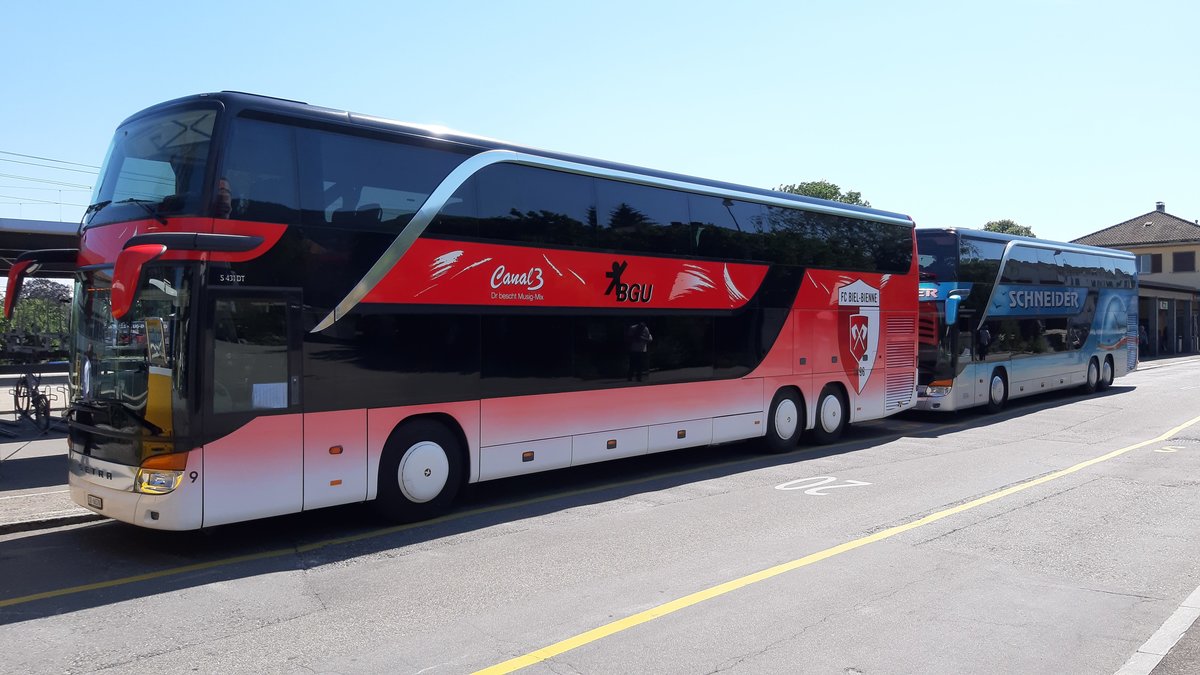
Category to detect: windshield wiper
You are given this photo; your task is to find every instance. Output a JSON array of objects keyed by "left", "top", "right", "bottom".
[
  {"left": 115, "top": 198, "right": 168, "bottom": 225},
  {"left": 115, "top": 400, "right": 165, "bottom": 436},
  {"left": 70, "top": 399, "right": 165, "bottom": 436},
  {"left": 81, "top": 200, "right": 112, "bottom": 227},
  {"left": 84, "top": 200, "right": 112, "bottom": 218}
]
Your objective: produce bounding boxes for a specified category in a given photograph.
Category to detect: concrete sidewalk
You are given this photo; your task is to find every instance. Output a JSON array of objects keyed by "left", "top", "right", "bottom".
[
  {"left": 0, "top": 432, "right": 101, "bottom": 534},
  {"left": 0, "top": 371, "right": 103, "bottom": 534}
]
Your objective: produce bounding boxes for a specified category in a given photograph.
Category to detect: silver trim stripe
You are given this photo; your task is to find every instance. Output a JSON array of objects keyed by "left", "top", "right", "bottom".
[{"left": 313, "top": 149, "right": 914, "bottom": 332}]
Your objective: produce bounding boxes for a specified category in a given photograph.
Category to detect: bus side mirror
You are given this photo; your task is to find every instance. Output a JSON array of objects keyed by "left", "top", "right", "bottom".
[
  {"left": 3, "top": 259, "right": 38, "bottom": 319},
  {"left": 945, "top": 293, "right": 963, "bottom": 326},
  {"left": 112, "top": 244, "right": 168, "bottom": 319}
]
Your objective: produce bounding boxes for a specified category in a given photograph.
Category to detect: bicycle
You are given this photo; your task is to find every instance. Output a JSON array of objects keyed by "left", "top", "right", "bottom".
[{"left": 12, "top": 371, "right": 52, "bottom": 432}]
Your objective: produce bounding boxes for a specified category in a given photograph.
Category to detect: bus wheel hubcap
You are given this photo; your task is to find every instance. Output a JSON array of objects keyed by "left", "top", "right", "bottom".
[
  {"left": 398, "top": 441, "right": 450, "bottom": 504},
  {"left": 1088, "top": 362, "right": 1098, "bottom": 387},
  {"left": 774, "top": 399, "right": 799, "bottom": 440},
  {"left": 1102, "top": 361, "right": 1112, "bottom": 383},
  {"left": 991, "top": 376, "right": 1005, "bottom": 403},
  {"left": 820, "top": 395, "right": 842, "bottom": 433}
]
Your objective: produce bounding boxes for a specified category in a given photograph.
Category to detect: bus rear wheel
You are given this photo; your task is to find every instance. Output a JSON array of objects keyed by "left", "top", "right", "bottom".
[
  {"left": 985, "top": 369, "right": 1007, "bottom": 413},
  {"left": 762, "top": 388, "right": 804, "bottom": 453},
  {"left": 375, "top": 419, "right": 464, "bottom": 523},
  {"left": 810, "top": 385, "right": 847, "bottom": 444},
  {"left": 1098, "top": 356, "right": 1114, "bottom": 390}
]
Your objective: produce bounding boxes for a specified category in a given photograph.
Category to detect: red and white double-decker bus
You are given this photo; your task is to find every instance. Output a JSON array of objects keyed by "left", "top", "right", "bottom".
[{"left": 8, "top": 92, "right": 919, "bottom": 529}]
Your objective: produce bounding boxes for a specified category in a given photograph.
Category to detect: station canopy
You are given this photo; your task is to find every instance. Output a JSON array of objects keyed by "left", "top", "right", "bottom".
[{"left": 0, "top": 218, "right": 78, "bottom": 278}]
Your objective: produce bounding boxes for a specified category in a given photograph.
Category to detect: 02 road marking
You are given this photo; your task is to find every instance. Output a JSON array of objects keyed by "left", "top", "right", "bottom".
[
  {"left": 775, "top": 476, "right": 872, "bottom": 495},
  {"left": 473, "top": 413, "right": 1200, "bottom": 675}
]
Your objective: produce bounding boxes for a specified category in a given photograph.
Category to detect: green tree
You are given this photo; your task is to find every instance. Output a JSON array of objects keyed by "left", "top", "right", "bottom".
[
  {"left": 0, "top": 277, "right": 72, "bottom": 363},
  {"left": 776, "top": 180, "right": 871, "bottom": 207},
  {"left": 984, "top": 219, "right": 1036, "bottom": 238}
]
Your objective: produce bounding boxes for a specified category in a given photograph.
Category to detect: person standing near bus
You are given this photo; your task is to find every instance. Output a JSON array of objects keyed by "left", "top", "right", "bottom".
[{"left": 626, "top": 321, "right": 653, "bottom": 382}]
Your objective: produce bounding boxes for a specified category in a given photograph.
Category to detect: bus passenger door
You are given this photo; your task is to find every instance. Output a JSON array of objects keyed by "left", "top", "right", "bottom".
[{"left": 201, "top": 290, "right": 304, "bottom": 527}]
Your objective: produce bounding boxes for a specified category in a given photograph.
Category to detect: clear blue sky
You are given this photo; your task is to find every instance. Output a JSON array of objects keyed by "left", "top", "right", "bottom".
[{"left": 2, "top": 0, "right": 1197, "bottom": 242}]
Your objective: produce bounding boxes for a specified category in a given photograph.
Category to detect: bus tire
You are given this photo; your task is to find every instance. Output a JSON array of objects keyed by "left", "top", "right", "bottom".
[
  {"left": 1098, "top": 356, "right": 1114, "bottom": 390},
  {"left": 375, "top": 419, "right": 464, "bottom": 523},
  {"left": 810, "top": 385, "right": 847, "bottom": 445},
  {"left": 985, "top": 369, "right": 1008, "bottom": 413},
  {"left": 1082, "top": 357, "right": 1100, "bottom": 394},
  {"left": 762, "top": 388, "right": 804, "bottom": 453}
]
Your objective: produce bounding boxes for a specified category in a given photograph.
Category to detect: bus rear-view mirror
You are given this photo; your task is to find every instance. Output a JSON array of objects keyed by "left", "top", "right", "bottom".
[{"left": 112, "top": 244, "right": 168, "bottom": 319}]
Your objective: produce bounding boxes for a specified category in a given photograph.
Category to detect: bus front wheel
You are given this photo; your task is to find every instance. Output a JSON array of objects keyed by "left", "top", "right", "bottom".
[
  {"left": 810, "top": 385, "right": 847, "bottom": 444},
  {"left": 1082, "top": 357, "right": 1100, "bottom": 394},
  {"left": 375, "top": 419, "right": 464, "bottom": 523},
  {"left": 986, "top": 370, "right": 1008, "bottom": 413},
  {"left": 762, "top": 388, "right": 804, "bottom": 453}
]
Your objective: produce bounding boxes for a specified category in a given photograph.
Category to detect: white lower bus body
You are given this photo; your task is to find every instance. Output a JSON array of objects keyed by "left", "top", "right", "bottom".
[{"left": 915, "top": 346, "right": 1131, "bottom": 412}]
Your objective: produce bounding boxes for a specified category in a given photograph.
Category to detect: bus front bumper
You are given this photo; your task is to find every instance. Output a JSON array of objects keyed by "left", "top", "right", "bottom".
[
  {"left": 914, "top": 385, "right": 962, "bottom": 412},
  {"left": 68, "top": 451, "right": 202, "bottom": 530}
]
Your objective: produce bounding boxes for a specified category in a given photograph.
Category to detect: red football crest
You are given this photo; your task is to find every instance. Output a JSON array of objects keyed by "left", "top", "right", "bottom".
[
  {"left": 849, "top": 314, "right": 870, "bottom": 363},
  {"left": 837, "top": 279, "right": 881, "bottom": 394}
]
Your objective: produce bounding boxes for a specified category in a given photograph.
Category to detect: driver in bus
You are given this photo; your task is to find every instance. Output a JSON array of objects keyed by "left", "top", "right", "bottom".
[{"left": 213, "top": 177, "right": 233, "bottom": 218}]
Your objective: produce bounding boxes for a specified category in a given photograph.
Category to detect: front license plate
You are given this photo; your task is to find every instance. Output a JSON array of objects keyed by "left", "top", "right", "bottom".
[{"left": 87, "top": 494, "right": 103, "bottom": 510}]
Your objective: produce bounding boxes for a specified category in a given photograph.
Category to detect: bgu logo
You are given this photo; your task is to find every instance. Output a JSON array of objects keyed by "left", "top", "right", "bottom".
[{"left": 605, "top": 261, "right": 654, "bottom": 303}]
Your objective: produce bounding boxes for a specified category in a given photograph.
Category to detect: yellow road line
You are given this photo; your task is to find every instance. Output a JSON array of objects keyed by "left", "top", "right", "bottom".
[
  {"left": 1, "top": 417, "right": 965, "bottom": 609},
  {"left": 474, "top": 413, "right": 1200, "bottom": 674}
]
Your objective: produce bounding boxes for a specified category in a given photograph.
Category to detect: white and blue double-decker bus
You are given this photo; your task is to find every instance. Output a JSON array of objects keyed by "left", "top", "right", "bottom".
[{"left": 916, "top": 228, "right": 1138, "bottom": 412}]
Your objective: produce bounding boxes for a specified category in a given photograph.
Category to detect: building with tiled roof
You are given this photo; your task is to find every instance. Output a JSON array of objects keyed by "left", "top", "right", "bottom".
[
  {"left": 1074, "top": 202, "right": 1200, "bottom": 284},
  {"left": 1072, "top": 202, "right": 1200, "bottom": 358}
]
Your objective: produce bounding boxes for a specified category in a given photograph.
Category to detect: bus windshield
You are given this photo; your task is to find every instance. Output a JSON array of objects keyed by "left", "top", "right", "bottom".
[
  {"left": 84, "top": 106, "right": 218, "bottom": 228},
  {"left": 918, "top": 299, "right": 955, "bottom": 385},
  {"left": 70, "top": 266, "right": 192, "bottom": 462},
  {"left": 917, "top": 230, "right": 958, "bottom": 281}
]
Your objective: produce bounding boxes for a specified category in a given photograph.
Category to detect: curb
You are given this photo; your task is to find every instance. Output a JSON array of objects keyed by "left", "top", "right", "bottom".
[
  {"left": 1134, "top": 356, "right": 1200, "bottom": 372},
  {"left": 1116, "top": 585, "right": 1200, "bottom": 675},
  {"left": 0, "top": 512, "right": 106, "bottom": 536}
]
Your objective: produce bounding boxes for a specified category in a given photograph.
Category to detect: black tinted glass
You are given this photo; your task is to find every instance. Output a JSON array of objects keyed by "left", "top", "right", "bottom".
[
  {"left": 221, "top": 119, "right": 300, "bottom": 223},
  {"left": 212, "top": 298, "right": 290, "bottom": 414},
  {"left": 1001, "top": 246, "right": 1040, "bottom": 283},
  {"left": 475, "top": 164, "right": 596, "bottom": 247},
  {"left": 959, "top": 236, "right": 1005, "bottom": 283},
  {"left": 765, "top": 207, "right": 912, "bottom": 272},
  {"left": 295, "top": 126, "right": 466, "bottom": 231},
  {"left": 917, "top": 231, "right": 958, "bottom": 280},
  {"left": 596, "top": 180, "right": 690, "bottom": 255},
  {"left": 689, "top": 196, "right": 769, "bottom": 260}
]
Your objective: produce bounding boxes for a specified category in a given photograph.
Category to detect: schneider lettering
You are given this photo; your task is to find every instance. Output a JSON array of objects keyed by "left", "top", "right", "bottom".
[{"left": 1008, "top": 289, "right": 1080, "bottom": 309}]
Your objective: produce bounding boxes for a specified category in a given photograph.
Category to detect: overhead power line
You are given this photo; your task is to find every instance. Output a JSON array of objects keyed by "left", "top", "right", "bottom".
[
  {"left": 0, "top": 185, "right": 91, "bottom": 191},
  {"left": 0, "top": 156, "right": 97, "bottom": 175},
  {"left": 0, "top": 193, "right": 86, "bottom": 207},
  {"left": 0, "top": 150, "right": 100, "bottom": 170},
  {"left": 0, "top": 172, "right": 92, "bottom": 190}
]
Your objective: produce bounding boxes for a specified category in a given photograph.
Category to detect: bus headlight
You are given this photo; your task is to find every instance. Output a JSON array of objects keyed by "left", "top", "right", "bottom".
[
  {"left": 924, "top": 380, "right": 953, "bottom": 397},
  {"left": 135, "top": 453, "right": 188, "bottom": 495},
  {"left": 136, "top": 469, "right": 183, "bottom": 494}
]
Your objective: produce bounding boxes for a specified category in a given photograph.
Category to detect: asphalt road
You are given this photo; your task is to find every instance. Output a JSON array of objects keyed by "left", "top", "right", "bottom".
[{"left": 1, "top": 360, "right": 1199, "bottom": 674}]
